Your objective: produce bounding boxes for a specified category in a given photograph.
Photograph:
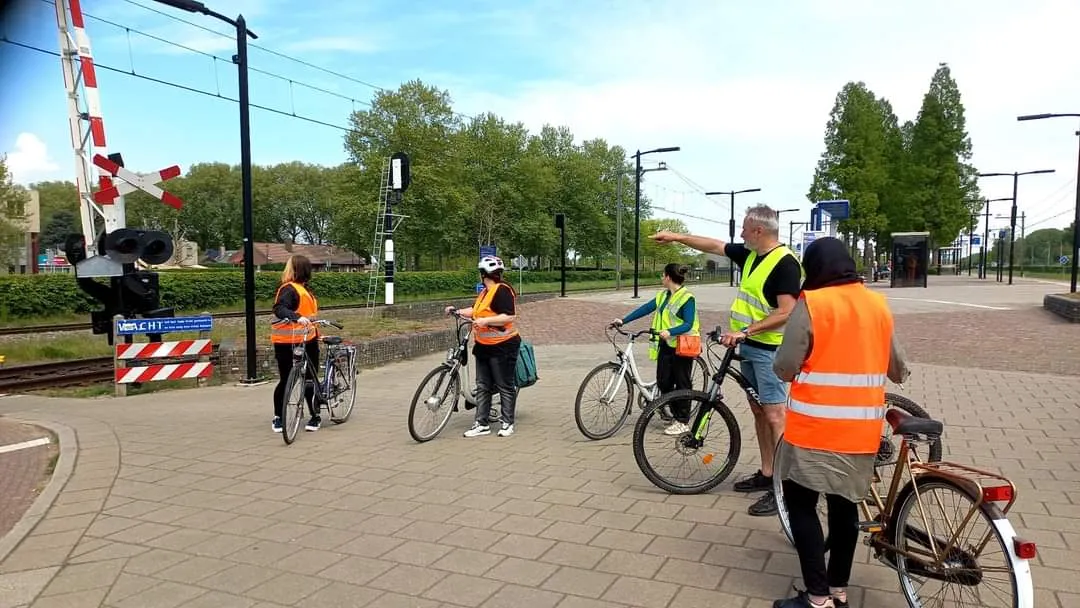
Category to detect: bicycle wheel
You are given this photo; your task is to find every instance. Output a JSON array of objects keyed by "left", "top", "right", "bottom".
[
  {"left": 632, "top": 389, "right": 742, "bottom": 494},
  {"left": 574, "top": 362, "right": 633, "bottom": 440},
  {"left": 892, "top": 477, "right": 1030, "bottom": 607},
  {"left": 774, "top": 393, "right": 945, "bottom": 548},
  {"left": 329, "top": 350, "right": 357, "bottom": 424},
  {"left": 281, "top": 366, "right": 306, "bottom": 445},
  {"left": 408, "top": 365, "right": 460, "bottom": 443}
]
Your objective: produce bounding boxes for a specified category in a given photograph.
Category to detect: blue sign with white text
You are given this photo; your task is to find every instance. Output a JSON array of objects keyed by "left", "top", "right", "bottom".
[
  {"left": 970, "top": 235, "right": 981, "bottom": 246},
  {"left": 115, "top": 315, "right": 214, "bottom": 336}
]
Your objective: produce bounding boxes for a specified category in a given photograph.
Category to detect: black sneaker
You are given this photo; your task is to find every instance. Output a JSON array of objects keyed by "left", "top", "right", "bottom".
[
  {"left": 772, "top": 587, "right": 833, "bottom": 608},
  {"left": 734, "top": 470, "right": 772, "bottom": 493},
  {"left": 305, "top": 416, "right": 321, "bottom": 432},
  {"left": 831, "top": 595, "right": 849, "bottom": 608},
  {"left": 748, "top": 490, "right": 778, "bottom": 517}
]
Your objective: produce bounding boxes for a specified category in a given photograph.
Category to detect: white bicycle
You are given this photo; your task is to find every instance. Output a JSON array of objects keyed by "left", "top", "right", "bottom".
[
  {"left": 573, "top": 324, "right": 709, "bottom": 440},
  {"left": 407, "top": 311, "right": 502, "bottom": 442}
]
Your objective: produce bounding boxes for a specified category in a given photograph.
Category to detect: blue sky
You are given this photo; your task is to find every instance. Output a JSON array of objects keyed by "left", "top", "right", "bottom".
[{"left": 3, "top": 0, "right": 1080, "bottom": 245}]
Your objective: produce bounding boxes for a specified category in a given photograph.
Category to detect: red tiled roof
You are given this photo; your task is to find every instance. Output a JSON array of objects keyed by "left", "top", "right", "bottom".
[{"left": 227, "top": 242, "right": 365, "bottom": 266}]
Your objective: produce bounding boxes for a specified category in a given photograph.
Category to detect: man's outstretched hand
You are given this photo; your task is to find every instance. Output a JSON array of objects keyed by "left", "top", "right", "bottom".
[{"left": 650, "top": 230, "right": 681, "bottom": 244}]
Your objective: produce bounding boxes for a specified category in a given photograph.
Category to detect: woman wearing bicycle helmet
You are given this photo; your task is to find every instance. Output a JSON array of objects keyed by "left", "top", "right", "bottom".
[
  {"left": 610, "top": 263, "right": 700, "bottom": 436},
  {"left": 270, "top": 254, "right": 323, "bottom": 433},
  {"left": 443, "top": 255, "right": 521, "bottom": 438}
]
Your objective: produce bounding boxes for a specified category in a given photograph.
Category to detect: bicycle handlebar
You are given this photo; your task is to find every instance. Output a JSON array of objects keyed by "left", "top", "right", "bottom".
[{"left": 270, "top": 318, "right": 343, "bottom": 330}]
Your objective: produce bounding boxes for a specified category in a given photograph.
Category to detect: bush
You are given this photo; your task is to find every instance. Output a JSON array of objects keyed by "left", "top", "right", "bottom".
[{"left": 0, "top": 269, "right": 632, "bottom": 320}]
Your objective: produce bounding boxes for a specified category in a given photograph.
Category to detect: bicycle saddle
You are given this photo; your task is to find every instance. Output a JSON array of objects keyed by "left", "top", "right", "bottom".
[
  {"left": 321, "top": 336, "right": 343, "bottom": 345},
  {"left": 886, "top": 408, "right": 943, "bottom": 438}
]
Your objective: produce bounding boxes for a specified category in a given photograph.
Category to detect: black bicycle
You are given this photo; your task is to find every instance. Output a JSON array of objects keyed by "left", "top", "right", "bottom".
[
  {"left": 631, "top": 327, "right": 749, "bottom": 494},
  {"left": 273, "top": 318, "right": 358, "bottom": 445}
]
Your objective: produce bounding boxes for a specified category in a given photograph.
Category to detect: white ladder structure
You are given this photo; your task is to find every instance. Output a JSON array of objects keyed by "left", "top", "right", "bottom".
[{"left": 365, "top": 157, "right": 407, "bottom": 314}]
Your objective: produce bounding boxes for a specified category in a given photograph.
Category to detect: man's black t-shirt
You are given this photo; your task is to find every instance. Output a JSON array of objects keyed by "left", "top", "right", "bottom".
[
  {"left": 724, "top": 243, "right": 802, "bottom": 350},
  {"left": 473, "top": 282, "right": 521, "bottom": 357}
]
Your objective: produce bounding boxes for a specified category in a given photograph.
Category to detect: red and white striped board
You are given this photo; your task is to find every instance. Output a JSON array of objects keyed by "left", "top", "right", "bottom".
[
  {"left": 115, "top": 362, "right": 213, "bottom": 384},
  {"left": 92, "top": 154, "right": 184, "bottom": 209},
  {"left": 67, "top": 0, "right": 106, "bottom": 148},
  {"left": 116, "top": 339, "right": 212, "bottom": 360}
]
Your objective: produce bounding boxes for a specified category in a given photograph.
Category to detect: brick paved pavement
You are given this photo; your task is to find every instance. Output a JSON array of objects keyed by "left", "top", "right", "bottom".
[
  {"left": 0, "top": 418, "right": 57, "bottom": 538},
  {"left": 1, "top": 279, "right": 1078, "bottom": 607}
]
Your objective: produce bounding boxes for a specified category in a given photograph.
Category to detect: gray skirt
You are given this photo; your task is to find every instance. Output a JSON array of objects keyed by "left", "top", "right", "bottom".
[{"left": 776, "top": 440, "right": 877, "bottom": 503}]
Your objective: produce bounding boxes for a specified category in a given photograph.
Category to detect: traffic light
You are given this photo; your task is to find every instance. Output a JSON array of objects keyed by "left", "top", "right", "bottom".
[{"left": 65, "top": 228, "right": 176, "bottom": 344}]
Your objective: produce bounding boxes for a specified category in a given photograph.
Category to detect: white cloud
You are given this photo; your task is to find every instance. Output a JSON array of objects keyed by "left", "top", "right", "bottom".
[{"left": 4, "top": 133, "right": 60, "bottom": 184}]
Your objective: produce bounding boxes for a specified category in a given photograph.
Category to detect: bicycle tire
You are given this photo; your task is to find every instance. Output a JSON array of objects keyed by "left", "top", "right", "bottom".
[
  {"left": 774, "top": 392, "right": 944, "bottom": 548},
  {"left": 330, "top": 351, "right": 357, "bottom": 424},
  {"left": 574, "top": 362, "right": 633, "bottom": 440},
  {"left": 281, "top": 365, "right": 306, "bottom": 445},
  {"left": 632, "top": 389, "right": 742, "bottom": 495},
  {"left": 891, "top": 477, "right": 1030, "bottom": 607},
  {"left": 692, "top": 356, "right": 710, "bottom": 391},
  {"left": 408, "top": 365, "right": 460, "bottom": 443}
]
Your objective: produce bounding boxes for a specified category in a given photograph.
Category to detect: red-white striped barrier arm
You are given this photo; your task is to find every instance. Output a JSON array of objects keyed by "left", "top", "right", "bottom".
[
  {"left": 68, "top": 0, "right": 105, "bottom": 149},
  {"left": 115, "top": 339, "right": 213, "bottom": 360},
  {"left": 115, "top": 362, "right": 214, "bottom": 384}
]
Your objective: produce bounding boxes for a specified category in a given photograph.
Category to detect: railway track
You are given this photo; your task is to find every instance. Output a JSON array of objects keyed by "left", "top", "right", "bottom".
[{"left": 0, "top": 357, "right": 115, "bottom": 392}]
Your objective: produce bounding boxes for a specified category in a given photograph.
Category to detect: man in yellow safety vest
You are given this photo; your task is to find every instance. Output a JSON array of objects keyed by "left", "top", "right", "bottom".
[{"left": 651, "top": 204, "right": 803, "bottom": 516}]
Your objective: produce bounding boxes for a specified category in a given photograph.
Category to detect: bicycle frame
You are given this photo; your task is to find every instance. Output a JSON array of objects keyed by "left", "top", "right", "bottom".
[
  {"left": 432, "top": 313, "right": 502, "bottom": 412},
  {"left": 599, "top": 327, "right": 663, "bottom": 406},
  {"left": 684, "top": 332, "right": 761, "bottom": 443}
]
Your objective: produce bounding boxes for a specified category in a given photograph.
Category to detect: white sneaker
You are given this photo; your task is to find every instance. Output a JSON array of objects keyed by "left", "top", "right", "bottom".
[
  {"left": 664, "top": 421, "right": 690, "bottom": 436},
  {"left": 464, "top": 423, "right": 490, "bottom": 438},
  {"left": 497, "top": 423, "right": 514, "bottom": 437}
]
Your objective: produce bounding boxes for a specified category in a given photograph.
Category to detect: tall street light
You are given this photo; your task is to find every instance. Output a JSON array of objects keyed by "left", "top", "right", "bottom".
[
  {"left": 633, "top": 146, "right": 680, "bottom": 298},
  {"left": 977, "top": 169, "right": 1055, "bottom": 285},
  {"left": 153, "top": 0, "right": 261, "bottom": 383},
  {"left": 979, "top": 197, "right": 1014, "bottom": 279},
  {"left": 1017, "top": 113, "right": 1080, "bottom": 292},
  {"left": 705, "top": 188, "right": 761, "bottom": 286}
]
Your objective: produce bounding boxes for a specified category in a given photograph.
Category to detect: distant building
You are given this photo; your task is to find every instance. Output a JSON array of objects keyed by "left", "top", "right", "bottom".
[{"left": 213, "top": 241, "right": 367, "bottom": 270}]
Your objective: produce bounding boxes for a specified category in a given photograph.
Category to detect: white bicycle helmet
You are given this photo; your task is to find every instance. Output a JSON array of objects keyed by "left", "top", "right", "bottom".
[{"left": 478, "top": 255, "right": 505, "bottom": 273}]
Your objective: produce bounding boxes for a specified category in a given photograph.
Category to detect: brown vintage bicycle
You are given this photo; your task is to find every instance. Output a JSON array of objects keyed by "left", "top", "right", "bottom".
[{"left": 774, "top": 408, "right": 1036, "bottom": 607}]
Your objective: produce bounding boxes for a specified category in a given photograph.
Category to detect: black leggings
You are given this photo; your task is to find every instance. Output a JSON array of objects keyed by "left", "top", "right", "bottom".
[
  {"left": 273, "top": 340, "right": 321, "bottom": 419},
  {"left": 782, "top": 479, "right": 860, "bottom": 597},
  {"left": 656, "top": 342, "right": 694, "bottom": 422}
]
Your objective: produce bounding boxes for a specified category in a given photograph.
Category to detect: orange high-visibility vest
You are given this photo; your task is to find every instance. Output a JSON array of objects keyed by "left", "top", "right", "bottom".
[
  {"left": 786, "top": 282, "right": 893, "bottom": 455},
  {"left": 270, "top": 282, "right": 318, "bottom": 344},
  {"left": 472, "top": 283, "right": 519, "bottom": 345}
]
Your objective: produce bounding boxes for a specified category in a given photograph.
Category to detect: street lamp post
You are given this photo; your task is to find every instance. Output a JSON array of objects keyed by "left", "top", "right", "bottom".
[
  {"left": 633, "top": 147, "right": 680, "bottom": 298},
  {"left": 979, "top": 198, "right": 1013, "bottom": 279},
  {"left": 1017, "top": 113, "right": 1080, "bottom": 293},
  {"left": 705, "top": 188, "right": 761, "bottom": 286},
  {"left": 153, "top": 0, "right": 260, "bottom": 383},
  {"left": 976, "top": 170, "right": 1055, "bottom": 285}
]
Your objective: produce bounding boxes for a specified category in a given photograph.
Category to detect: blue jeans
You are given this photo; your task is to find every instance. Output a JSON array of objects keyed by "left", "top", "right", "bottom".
[{"left": 738, "top": 343, "right": 789, "bottom": 405}]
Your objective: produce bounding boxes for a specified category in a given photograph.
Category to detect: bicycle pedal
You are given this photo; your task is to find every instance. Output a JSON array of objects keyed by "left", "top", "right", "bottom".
[{"left": 858, "top": 520, "right": 883, "bottom": 533}]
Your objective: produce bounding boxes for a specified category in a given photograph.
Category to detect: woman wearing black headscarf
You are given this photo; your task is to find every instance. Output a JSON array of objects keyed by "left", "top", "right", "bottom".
[{"left": 769, "top": 237, "right": 910, "bottom": 608}]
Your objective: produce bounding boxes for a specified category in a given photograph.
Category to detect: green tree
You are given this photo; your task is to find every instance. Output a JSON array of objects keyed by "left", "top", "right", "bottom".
[
  {"left": 40, "top": 209, "right": 80, "bottom": 250},
  {"left": 0, "top": 156, "right": 29, "bottom": 269},
  {"left": 903, "top": 63, "right": 980, "bottom": 246},
  {"left": 807, "top": 81, "right": 891, "bottom": 255}
]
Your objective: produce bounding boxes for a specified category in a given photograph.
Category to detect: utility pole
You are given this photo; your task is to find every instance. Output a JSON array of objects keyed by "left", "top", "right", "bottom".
[
  {"left": 977, "top": 169, "right": 1055, "bottom": 285},
  {"left": 1019, "top": 212, "right": 1026, "bottom": 277},
  {"left": 982, "top": 202, "right": 991, "bottom": 279},
  {"left": 632, "top": 146, "right": 680, "bottom": 298},
  {"left": 615, "top": 173, "right": 622, "bottom": 290},
  {"left": 705, "top": 187, "right": 761, "bottom": 286}
]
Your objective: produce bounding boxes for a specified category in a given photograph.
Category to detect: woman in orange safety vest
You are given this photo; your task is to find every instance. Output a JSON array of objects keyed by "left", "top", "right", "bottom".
[
  {"left": 770, "top": 237, "right": 910, "bottom": 608},
  {"left": 444, "top": 256, "right": 522, "bottom": 438},
  {"left": 270, "top": 255, "right": 324, "bottom": 434}
]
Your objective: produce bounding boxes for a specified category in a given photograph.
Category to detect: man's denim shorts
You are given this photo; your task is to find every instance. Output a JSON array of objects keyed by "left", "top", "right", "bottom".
[{"left": 738, "top": 342, "right": 789, "bottom": 405}]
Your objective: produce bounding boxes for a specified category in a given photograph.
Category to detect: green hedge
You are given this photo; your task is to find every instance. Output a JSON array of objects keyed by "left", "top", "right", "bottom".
[{"left": 0, "top": 269, "right": 629, "bottom": 320}]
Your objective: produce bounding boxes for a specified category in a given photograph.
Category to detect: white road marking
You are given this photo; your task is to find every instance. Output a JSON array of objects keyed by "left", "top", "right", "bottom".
[
  {"left": 885, "top": 297, "right": 1011, "bottom": 310},
  {"left": 0, "top": 437, "right": 51, "bottom": 454}
]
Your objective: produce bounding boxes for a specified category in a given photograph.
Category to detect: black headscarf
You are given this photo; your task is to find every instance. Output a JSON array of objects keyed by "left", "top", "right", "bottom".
[{"left": 801, "top": 236, "right": 861, "bottom": 291}]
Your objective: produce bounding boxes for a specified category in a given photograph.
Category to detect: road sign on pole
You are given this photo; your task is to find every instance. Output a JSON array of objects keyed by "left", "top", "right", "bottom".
[
  {"left": 114, "top": 315, "right": 213, "bottom": 336},
  {"left": 1061, "top": 255, "right": 1070, "bottom": 265}
]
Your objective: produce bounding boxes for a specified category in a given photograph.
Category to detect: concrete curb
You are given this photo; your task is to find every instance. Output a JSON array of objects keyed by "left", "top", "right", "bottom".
[{"left": 0, "top": 418, "right": 78, "bottom": 563}]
